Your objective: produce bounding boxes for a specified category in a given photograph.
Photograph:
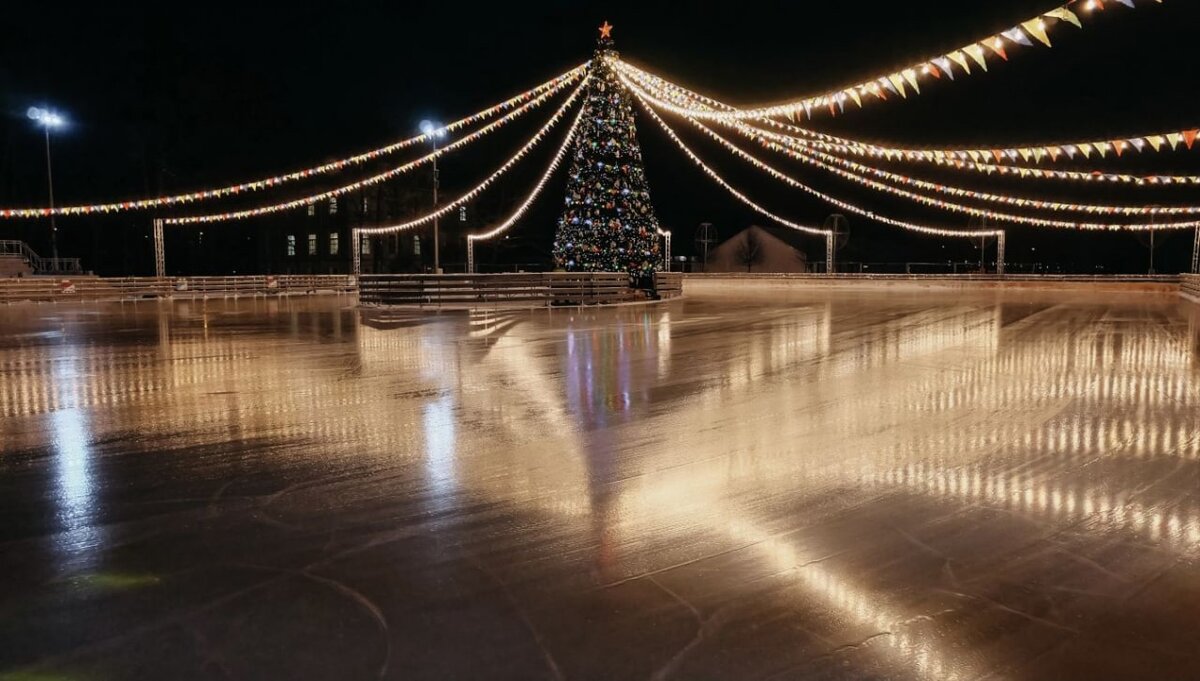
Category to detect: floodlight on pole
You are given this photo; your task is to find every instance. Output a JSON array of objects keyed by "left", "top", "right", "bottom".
[
  {"left": 27, "top": 106, "right": 67, "bottom": 264},
  {"left": 419, "top": 120, "right": 446, "bottom": 273}
]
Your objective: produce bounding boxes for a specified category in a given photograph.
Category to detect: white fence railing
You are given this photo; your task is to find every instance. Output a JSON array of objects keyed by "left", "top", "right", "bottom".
[
  {"left": 1183, "top": 274, "right": 1200, "bottom": 301},
  {"left": 0, "top": 275, "right": 355, "bottom": 303},
  {"left": 359, "top": 272, "right": 639, "bottom": 308}
]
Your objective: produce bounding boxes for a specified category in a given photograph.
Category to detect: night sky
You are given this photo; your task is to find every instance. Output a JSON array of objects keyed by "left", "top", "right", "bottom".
[{"left": 2, "top": 1, "right": 1199, "bottom": 274}]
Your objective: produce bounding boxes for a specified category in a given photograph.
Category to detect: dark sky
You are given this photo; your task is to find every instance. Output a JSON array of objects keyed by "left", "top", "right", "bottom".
[{"left": 2, "top": 1, "right": 1198, "bottom": 274}]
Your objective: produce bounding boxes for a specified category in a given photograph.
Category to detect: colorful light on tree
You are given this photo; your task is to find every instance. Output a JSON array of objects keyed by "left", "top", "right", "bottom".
[{"left": 553, "top": 24, "right": 661, "bottom": 279}]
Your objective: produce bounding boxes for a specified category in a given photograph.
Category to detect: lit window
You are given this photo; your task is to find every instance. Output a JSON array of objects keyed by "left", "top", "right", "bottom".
[
  {"left": 413, "top": 235, "right": 421, "bottom": 255},
  {"left": 361, "top": 235, "right": 371, "bottom": 255},
  {"left": 329, "top": 232, "right": 339, "bottom": 256},
  {"left": 286, "top": 235, "right": 296, "bottom": 256},
  {"left": 308, "top": 234, "right": 317, "bottom": 255},
  {"left": 329, "top": 197, "right": 338, "bottom": 215},
  {"left": 307, "top": 203, "right": 315, "bottom": 217}
]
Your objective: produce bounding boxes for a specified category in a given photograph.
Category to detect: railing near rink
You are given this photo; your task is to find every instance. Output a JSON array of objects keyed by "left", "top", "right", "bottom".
[
  {"left": 1183, "top": 274, "right": 1200, "bottom": 302},
  {"left": 0, "top": 274, "right": 356, "bottom": 303},
  {"left": 358, "top": 272, "right": 643, "bottom": 308},
  {"left": 1, "top": 271, "right": 1192, "bottom": 305},
  {"left": 685, "top": 272, "right": 1183, "bottom": 294}
]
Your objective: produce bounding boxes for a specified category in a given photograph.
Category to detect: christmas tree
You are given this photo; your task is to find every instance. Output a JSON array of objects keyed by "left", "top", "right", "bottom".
[{"left": 553, "top": 22, "right": 662, "bottom": 282}]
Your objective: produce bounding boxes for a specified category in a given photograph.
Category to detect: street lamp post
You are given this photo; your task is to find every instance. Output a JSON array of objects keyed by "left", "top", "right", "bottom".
[
  {"left": 419, "top": 120, "right": 447, "bottom": 273},
  {"left": 27, "top": 107, "right": 66, "bottom": 264}
]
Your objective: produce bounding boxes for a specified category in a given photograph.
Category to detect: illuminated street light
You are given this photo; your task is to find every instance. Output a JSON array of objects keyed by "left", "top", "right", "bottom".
[
  {"left": 420, "top": 120, "right": 446, "bottom": 273},
  {"left": 27, "top": 106, "right": 67, "bottom": 263}
]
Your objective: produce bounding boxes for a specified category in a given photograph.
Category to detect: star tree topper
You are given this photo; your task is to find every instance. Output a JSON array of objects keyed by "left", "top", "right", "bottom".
[{"left": 598, "top": 21, "right": 613, "bottom": 39}]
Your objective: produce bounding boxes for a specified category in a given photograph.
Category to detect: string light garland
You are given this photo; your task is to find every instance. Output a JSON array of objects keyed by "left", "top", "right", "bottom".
[
  {"left": 168, "top": 79, "right": 587, "bottom": 226},
  {"left": 631, "top": 80, "right": 1200, "bottom": 233},
  {"left": 357, "top": 78, "right": 588, "bottom": 236},
  {"left": 628, "top": 83, "right": 996, "bottom": 240},
  {"left": 627, "top": 73, "right": 1200, "bottom": 218},
  {"left": 616, "top": 60, "right": 1199, "bottom": 173},
  {"left": 0, "top": 66, "right": 586, "bottom": 220},
  {"left": 468, "top": 103, "right": 587, "bottom": 242},
  {"left": 761, "top": 128, "right": 1200, "bottom": 217},
  {"left": 614, "top": 1, "right": 1158, "bottom": 123}
]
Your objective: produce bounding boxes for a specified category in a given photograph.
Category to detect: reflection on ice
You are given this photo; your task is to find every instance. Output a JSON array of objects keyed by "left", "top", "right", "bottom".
[{"left": 1, "top": 292, "right": 1199, "bottom": 678}]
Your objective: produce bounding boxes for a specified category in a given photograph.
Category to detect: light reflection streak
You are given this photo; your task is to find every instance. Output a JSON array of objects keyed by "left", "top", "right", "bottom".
[
  {"left": 48, "top": 343, "right": 102, "bottom": 573},
  {"left": 0, "top": 296, "right": 1197, "bottom": 675},
  {"left": 423, "top": 394, "right": 457, "bottom": 509}
]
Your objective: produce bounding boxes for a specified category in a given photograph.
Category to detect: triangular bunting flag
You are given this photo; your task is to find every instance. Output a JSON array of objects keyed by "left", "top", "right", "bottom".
[
  {"left": 964, "top": 44, "right": 989, "bottom": 71},
  {"left": 985, "top": 37, "right": 1009, "bottom": 60},
  {"left": 947, "top": 50, "right": 972, "bottom": 74},
  {"left": 1045, "top": 7, "right": 1082, "bottom": 29},
  {"left": 933, "top": 57, "right": 955, "bottom": 80},
  {"left": 1184, "top": 130, "right": 1198, "bottom": 149},
  {"left": 1021, "top": 19, "right": 1053, "bottom": 47},
  {"left": 1002, "top": 27, "right": 1034, "bottom": 47}
]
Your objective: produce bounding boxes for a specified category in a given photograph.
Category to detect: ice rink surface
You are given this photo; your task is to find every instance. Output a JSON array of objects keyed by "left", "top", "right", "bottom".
[{"left": 1, "top": 288, "right": 1199, "bottom": 680}]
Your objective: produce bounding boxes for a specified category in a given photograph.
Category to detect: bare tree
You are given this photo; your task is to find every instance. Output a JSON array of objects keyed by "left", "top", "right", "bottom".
[{"left": 735, "top": 228, "right": 763, "bottom": 272}]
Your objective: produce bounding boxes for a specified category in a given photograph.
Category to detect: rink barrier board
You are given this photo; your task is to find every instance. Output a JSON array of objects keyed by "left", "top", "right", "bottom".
[
  {"left": 684, "top": 273, "right": 1183, "bottom": 296},
  {"left": 358, "top": 272, "right": 638, "bottom": 308},
  {"left": 0, "top": 275, "right": 355, "bottom": 303},
  {"left": 1183, "top": 274, "right": 1200, "bottom": 303}
]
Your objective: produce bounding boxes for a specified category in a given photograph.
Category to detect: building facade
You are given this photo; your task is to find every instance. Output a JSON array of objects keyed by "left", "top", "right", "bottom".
[{"left": 262, "top": 184, "right": 482, "bottom": 274}]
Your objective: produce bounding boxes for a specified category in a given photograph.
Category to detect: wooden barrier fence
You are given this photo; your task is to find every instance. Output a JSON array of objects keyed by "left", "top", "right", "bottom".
[
  {"left": 358, "top": 272, "right": 640, "bottom": 308},
  {"left": 1183, "top": 274, "right": 1200, "bottom": 302},
  {"left": 654, "top": 272, "right": 683, "bottom": 299},
  {"left": 0, "top": 275, "right": 355, "bottom": 303}
]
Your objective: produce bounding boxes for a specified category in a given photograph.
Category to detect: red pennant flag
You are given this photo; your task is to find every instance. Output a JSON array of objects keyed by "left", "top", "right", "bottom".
[
  {"left": 992, "top": 149, "right": 1003, "bottom": 163},
  {"left": 1184, "top": 130, "right": 1198, "bottom": 149}
]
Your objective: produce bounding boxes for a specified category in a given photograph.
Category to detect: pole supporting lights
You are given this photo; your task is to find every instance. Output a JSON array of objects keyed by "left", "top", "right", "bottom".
[
  {"left": 27, "top": 106, "right": 66, "bottom": 264},
  {"left": 420, "top": 120, "right": 447, "bottom": 274}
]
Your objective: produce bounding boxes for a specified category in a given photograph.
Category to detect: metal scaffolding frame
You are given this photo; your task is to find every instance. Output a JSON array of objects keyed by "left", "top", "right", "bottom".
[
  {"left": 153, "top": 219, "right": 165, "bottom": 279},
  {"left": 352, "top": 228, "right": 362, "bottom": 277},
  {"left": 997, "top": 231, "right": 1006, "bottom": 276},
  {"left": 1192, "top": 227, "right": 1200, "bottom": 274}
]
